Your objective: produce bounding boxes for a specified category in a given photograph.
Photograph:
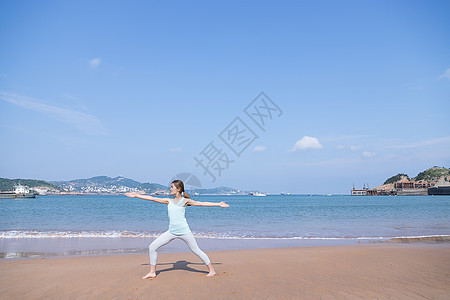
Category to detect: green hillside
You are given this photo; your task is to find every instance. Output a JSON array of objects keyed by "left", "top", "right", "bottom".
[
  {"left": 380, "top": 166, "right": 450, "bottom": 188},
  {"left": 413, "top": 166, "right": 450, "bottom": 182},
  {"left": 1, "top": 176, "right": 246, "bottom": 194},
  {"left": 383, "top": 173, "right": 410, "bottom": 185},
  {"left": 0, "top": 178, "right": 63, "bottom": 192}
]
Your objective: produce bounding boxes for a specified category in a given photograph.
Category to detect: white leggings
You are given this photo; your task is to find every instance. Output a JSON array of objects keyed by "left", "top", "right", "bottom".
[{"left": 149, "top": 231, "right": 211, "bottom": 266}]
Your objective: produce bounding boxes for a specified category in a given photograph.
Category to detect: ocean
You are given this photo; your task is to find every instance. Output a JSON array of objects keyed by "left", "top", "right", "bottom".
[{"left": 1, "top": 194, "right": 449, "bottom": 258}]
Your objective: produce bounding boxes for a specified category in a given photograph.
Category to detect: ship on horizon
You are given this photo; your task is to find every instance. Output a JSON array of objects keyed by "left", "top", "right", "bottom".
[{"left": 249, "top": 192, "right": 267, "bottom": 196}]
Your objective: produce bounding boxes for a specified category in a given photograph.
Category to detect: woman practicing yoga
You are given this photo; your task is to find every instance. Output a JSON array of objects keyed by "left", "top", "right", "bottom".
[{"left": 125, "top": 179, "right": 230, "bottom": 278}]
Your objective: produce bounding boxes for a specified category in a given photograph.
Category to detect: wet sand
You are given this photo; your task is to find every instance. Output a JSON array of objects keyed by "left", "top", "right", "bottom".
[
  {"left": 1, "top": 244, "right": 449, "bottom": 299},
  {"left": 0, "top": 236, "right": 373, "bottom": 259}
]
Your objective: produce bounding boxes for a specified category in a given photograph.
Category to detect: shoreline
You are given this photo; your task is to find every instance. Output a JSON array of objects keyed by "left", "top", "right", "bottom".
[
  {"left": 1, "top": 235, "right": 449, "bottom": 260},
  {"left": 1, "top": 243, "right": 449, "bottom": 299},
  {"left": 0, "top": 237, "right": 373, "bottom": 260}
]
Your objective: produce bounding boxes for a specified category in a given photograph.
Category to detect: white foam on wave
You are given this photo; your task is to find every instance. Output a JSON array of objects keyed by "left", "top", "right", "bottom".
[
  {"left": 0, "top": 230, "right": 159, "bottom": 239},
  {"left": 193, "top": 234, "right": 450, "bottom": 240},
  {"left": 1, "top": 230, "right": 449, "bottom": 240}
]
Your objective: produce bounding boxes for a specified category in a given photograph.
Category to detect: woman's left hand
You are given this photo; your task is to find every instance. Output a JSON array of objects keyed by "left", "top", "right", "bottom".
[{"left": 219, "top": 201, "right": 230, "bottom": 207}]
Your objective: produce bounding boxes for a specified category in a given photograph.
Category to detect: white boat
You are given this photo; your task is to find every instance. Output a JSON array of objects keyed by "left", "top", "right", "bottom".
[
  {"left": 0, "top": 183, "right": 36, "bottom": 199},
  {"left": 249, "top": 192, "right": 267, "bottom": 196}
]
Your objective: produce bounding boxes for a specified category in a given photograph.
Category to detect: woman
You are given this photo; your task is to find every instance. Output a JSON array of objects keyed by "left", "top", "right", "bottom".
[{"left": 125, "top": 179, "right": 230, "bottom": 278}]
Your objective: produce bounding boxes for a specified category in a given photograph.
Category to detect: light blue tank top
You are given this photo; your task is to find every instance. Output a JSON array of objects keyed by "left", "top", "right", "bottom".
[{"left": 168, "top": 197, "right": 191, "bottom": 235}]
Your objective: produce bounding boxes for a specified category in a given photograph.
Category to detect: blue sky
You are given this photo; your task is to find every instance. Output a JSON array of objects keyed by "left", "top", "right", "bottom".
[{"left": 1, "top": 0, "right": 449, "bottom": 194}]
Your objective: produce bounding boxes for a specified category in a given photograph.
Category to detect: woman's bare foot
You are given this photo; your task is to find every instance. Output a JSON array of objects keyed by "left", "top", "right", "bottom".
[
  {"left": 142, "top": 272, "right": 156, "bottom": 279},
  {"left": 206, "top": 262, "right": 216, "bottom": 277}
]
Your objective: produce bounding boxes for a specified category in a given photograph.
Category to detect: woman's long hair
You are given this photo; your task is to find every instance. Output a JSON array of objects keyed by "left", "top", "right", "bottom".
[{"left": 171, "top": 180, "right": 190, "bottom": 199}]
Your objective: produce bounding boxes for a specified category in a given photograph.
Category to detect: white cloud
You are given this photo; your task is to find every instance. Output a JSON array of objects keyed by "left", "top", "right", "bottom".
[
  {"left": 60, "top": 93, "right": 88, "bottom": 111},
  {"left": 338, "top": 145, "right": 362, "bottom": 151},
  {"left": 349, "top": 145, "right": 362, "bottom": 151},
  {"left": 362, "top": 151, "right": 376, "bottom": 158},
  {"left": 439, "top": 67, "right": 450, "bottom": 80},
  {"left": 253, "top": 145, "right": 266, "bottom": 152},
  {"left": 89, "top": 58, "right": 102, "bottom": 68},
  {"left": 168, "top": 148, "right": 182, "bottom": 152},
  {"left": 0, "top": 92, "right": 108, "bottom": 136},
  {"left": 290, "top": 136, "right": 323, "bottom": 151}
]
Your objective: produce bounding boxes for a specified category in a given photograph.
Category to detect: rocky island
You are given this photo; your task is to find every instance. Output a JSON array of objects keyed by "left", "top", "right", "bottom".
[{"left": 352, "top": 166, "right": 450, "bottom": 196}]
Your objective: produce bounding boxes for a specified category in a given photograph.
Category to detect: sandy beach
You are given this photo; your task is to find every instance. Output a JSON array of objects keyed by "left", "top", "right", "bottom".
[{"left": 1, "top": 243, "right": 449, "bottom": 299}]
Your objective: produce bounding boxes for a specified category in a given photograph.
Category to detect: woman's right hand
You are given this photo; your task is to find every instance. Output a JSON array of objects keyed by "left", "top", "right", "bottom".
[{"left": 125, "top": 192, "right": 137, "bottom": 198}]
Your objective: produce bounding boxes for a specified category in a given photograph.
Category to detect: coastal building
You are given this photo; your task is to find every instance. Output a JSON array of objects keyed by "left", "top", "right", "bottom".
[
  {"left": 428, "top": 182, "right": 450, "bottom": 195},
  {"left": 394, "top": 182, "right": 435, "bottom": 190},
  {"left": 351, "top": 189, "right": 367, "bottom": 196},
  {"left": 394, "top": 181, "right": 435, "bottom": 196},
  {"left": 351, "top": 184, "right": 377, "bottom": 196}
]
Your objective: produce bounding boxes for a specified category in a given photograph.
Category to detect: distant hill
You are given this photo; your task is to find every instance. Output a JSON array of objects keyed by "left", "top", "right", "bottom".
[
  {"left": 191, "top": 186, "right": 244, "bottom": 195},
  {"left": 413, "top": 166, "right": 450, "bottom": 182},
  {"left": 383, "top": 174, "right": 410, "bottom": 185},
  {"left": 49, "top": 176, "right": 244, "bottom": 194},
  {"left": 137, "top": 182, "right": 169, "bottom": 192},
  {"left": 51, "top": 176, "right": 168, "bottom": 193},
  {"left": 1, "top": 175, "right": 245, "bottom": 194},
  {"left": 52, "top": 176, "right": 142, "bottom": 189},
  {"left": 0, "top": 178, "right": 63, "bottom": 192},
  {"left": 377, "top": 166, "right": 450, "bottom": 191}
]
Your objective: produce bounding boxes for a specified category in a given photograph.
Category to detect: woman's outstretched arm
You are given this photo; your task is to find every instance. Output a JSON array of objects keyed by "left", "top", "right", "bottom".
[
  {"left": 125, "top": 192, "right": 169, "bottom": 204},
  {"left": 186, "top": 199, "right": 229, "bottom": 207}
]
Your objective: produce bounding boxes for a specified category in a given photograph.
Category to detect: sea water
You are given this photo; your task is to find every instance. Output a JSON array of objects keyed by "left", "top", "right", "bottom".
[{"left": 0, "top": 194, "right": 449, "bottom": 257}]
